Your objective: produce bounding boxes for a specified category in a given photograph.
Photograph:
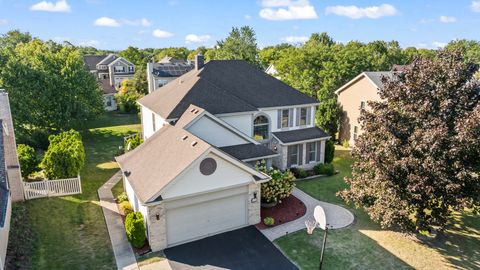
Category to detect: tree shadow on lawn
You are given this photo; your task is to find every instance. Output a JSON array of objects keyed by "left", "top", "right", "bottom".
[
  {"left": 287, "top": 147, "right": 480, "bottom": 270},
  {"left": 418, "top": 210, "right": 480, "bottom": 270}
]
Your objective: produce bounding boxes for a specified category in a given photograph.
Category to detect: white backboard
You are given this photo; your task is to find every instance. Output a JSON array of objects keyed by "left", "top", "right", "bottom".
[{"left": 314, "top": 205, "right": 327, "bottom": 230}]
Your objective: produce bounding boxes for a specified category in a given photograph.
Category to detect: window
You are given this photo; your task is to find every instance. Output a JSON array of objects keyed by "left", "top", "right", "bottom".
[
  {"left": 253, "top": 115, "right": 269, "bottom": 141},
  {"left": 289, "top": 145, "right": 299, "bottom": 166},
  {"left": 281, "top": 109, "right": 289, "bottom": 128},
  {"left": 157, "top": 79, "right": 168, "bottom": 87},
  {"left": 353, "top": 126, "right": 358, "bottom": 141},
  {"left": 152, "top": 113, "right": 156, "bottom": 132},
  {"left": 360, "top": 101, "right": 365, "bottom": 110},
  {"left": 106, "top": 96, "right": 112, "bottom": 107},
  {"left": 307, "top": 142, "right": 317, "bottom": 163},
  {"left": 299, "top": 108, "right": 307, "bottom": 126},
  {"left": 114, "top": 66, "right": 125, "bottom": 73}
]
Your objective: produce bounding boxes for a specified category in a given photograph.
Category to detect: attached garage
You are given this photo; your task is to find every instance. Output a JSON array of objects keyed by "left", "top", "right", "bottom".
[{"left": 165, "top": 187, "right": 248, "bottom": 246}]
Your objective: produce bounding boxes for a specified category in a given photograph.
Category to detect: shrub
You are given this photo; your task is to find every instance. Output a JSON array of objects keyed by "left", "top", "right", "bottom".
[
  {"left": 124, "top": 134, "right": 143, "bottom": 152},
  {"left": 125, "top": 212, "right": 146, "bottom": 248},
  {"left": 263, "top": 217, "right": 275, "bottom": 226},
  {"left": 314, "top": 163, "right": 335, "bottom": 176},
  {"left": 116, "top": 192, "right": 128, "bottom": 203},
  {"left": 342, "top": 139, "right": 349, "bottom": 149},
  {"left": 115, "top": 80, "right": 142, "bottom": 113},
  {"left": 260, "top": 169, "right": 296, "bottom": 204},
  {"left": 325, "top": 140, "right": 335, "bottom": 164},
  {"left": 290, "top": 167, "right": 308, "bottom": 179},
  {"left": 120, "top": 201, "right": 133, "bottom": 215},
  {"left": 40, "top": 130, "right": 85, "bottom": 179},
  {"left": 17, "top": 144, "right": 38, "bottom": 179}
]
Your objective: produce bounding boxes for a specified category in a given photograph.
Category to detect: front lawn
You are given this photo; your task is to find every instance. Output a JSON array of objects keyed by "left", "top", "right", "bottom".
[
  {"left": 7, "top": 112, "right": 141, "bottom": 270},
  {"left": 275, "top": 148, "right": 480, "bottom": 270}
]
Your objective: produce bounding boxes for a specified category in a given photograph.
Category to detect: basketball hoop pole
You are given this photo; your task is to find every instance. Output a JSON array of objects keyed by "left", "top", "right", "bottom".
[{"left": 318, "top": 224, "right": 329, "bottom": 270}]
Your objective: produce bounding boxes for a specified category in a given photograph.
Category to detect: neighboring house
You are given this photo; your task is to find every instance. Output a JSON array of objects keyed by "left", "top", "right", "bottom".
[
  {"left": 0, "top": 90, "right": 24, "bottom": 269},
  {"left": 115, "top": 56, "right": 331, "bottom": 251},
  {"left": 335, "top": 71, "right": 391, "bottom": 146},
  {"left": 146, "top": 56, "right": 194, "bottom": 94},
  {"left": 84, "top": 54, "right": 135, "bottom": 111}
]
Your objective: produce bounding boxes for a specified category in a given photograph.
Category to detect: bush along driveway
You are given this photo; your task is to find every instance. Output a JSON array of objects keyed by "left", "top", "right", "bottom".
[
  {"left": 7, "top": 112, "right": 141, "bottom": 270},
  {"left": 275, "top": 148, "right": 480, "bottom": 270}
]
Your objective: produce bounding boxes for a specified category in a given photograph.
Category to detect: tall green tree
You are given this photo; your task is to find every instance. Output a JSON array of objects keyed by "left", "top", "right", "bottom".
[
  {"left": 0, "top": 38, "right": 103, "bottom": 137},
  {"left": 339, "top": 52, "right": 480, "bottom": 234},
  {"left": 154, "top": 47, "right": 191, "bottom": 61},
  {"left": 215, "top": 26, "right": 260, "bottom": 67},
  {"left": 119, "top": 46, "right": 147, "bottom": 68}
]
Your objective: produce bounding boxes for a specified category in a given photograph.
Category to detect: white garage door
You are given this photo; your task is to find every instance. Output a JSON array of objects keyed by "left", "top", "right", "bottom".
[{"left": 165, "top": 188, "right": 248, "bottom": 246}]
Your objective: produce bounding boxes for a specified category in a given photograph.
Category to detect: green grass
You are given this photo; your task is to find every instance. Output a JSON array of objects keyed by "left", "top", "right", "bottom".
[
  {"left": 112, "top": 177, "right": 124, "bottom": 200},
  {"left": 276, "top": 147, "right": 480, "bottom": 270},
  {"left": 9, "top": 112, "right": 140, "bottom": 270}
]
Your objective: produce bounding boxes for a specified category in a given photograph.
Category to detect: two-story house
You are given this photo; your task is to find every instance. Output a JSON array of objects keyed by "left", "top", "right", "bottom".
[
  {"left": 84, "top": 54, "right": 135, "bottom": 111},
  {"left": 115, "top": 56, "right": 330, "bottom": 251},
  {"left": 335, "top": 71, "right": 392, "bottom": 147},
  {"left": 146, "top": 56, "right": 194, "bottom": 94}
]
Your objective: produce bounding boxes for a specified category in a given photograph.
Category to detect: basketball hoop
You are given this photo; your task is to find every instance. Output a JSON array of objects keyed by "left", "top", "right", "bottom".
[{"left": 305, "top": 219, "right": 317, "bottom": 234}]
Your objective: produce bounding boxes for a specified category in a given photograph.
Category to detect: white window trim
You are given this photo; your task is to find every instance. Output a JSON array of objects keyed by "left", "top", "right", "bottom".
[
  {"left": 281, "top": 109, "right": 290, "bottom": 128},
  {"left": 289, "top": 145, "right": 300, "bottom": 166},
  {"left": 307, "top": 142, "right": 317, "bottom": 164}
]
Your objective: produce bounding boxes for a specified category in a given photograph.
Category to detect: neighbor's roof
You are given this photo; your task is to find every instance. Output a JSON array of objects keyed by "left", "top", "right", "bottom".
[
  {"left": 219, "top": 143, "right": 278, "bottom": 161},
  {"left": 83, "top": 55, "right": 106, "bottom": 70},
  {"left": 273, "top": 127, "right": 330, "bottom": 144},
  {"left": 99, "top": 79, "right": 116, "bottom": 94},
  {"left": 115, "top": 125, "right": 210, "bottom": 203},
  {"left": 138, "top": 60, "right": 319, "bottom": 119},
  {"left": 152, "top": 62, "right": 194, "bottom": 77},
  {"left": 335, "top": 71, "right": 392, "bottom": 95}
]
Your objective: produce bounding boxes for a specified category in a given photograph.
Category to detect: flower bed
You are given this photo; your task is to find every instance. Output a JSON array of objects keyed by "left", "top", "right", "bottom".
[{"left": 256, "top": 195, "right": 306, "bottom": 230}]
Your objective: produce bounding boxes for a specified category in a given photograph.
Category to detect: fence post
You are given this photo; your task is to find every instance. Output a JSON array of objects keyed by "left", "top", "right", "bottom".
[
  {"left": 78, "top": 175, "right": 82, "bottom": 194},
  {"left": 45, "top": 180, "right": 50, "bottom": 197}
]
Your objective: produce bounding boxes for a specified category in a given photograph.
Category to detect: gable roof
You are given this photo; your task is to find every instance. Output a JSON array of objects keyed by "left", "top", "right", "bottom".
[
  {"left": 175, "top": 104, "right": 258, "bottom": 145},
  {"left": 83, "top": 55, "right": 106, "bottom": 70},
  {"left": 335, "top": 71, "right": 391, "bottom": 95},
  {"left": 116, "top": 124, "right": 270, "bottom": 203},
  {"left": 138, "top": 60, "right": 319, "bottom": 120},
  {"left": 116, "top": 125, "right": 210, "bottom": 203},
  {"left": 108, "top": 57, "right": 134, "bottom": 67},
  {"left": 99, "top": 79, "right": 116, "bottom": 94},
  {"left": 97, "top": 54, "right": 118, "bottom": 66}
]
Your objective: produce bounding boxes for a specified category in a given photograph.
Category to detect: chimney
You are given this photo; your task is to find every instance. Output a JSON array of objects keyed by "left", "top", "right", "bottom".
[{"left": 195, "top": 54, "right": 204, "bottom": 70}]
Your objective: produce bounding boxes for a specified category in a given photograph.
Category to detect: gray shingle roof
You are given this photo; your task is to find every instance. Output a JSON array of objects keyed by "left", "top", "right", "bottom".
[
  {"left": 273, "top": 127, "right": 330, "bottom": 144},
  {"left": 139, "top": 60, "right": 319, "bottom": 119},
  {"left": 364, "top": 72, "right": 392, "bottom": 90},
  {"left": 83, "top": 55, "right": 106, "bottom": 70},
  {"left": 219, "top": 143, "right": 278, "bottom": 161}
]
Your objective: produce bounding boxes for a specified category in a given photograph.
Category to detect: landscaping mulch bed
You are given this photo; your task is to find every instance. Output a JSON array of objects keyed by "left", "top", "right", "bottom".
[
  {"left": 116, "top": 202, "right": 151, "bottom": 256},
  {"left": 256, "top": 195, "right": 306, "bottom": 230}
]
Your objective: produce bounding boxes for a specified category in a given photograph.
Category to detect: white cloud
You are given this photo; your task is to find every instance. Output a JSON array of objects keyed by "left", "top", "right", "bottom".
[
  {"left": 30, "top": 0, "right": 71, "bottom": 12},
  {"left": 78, "top": 39, "right": 100, "bottom": 47},
  {"left": 281, "top": 36, "right": 308, "bottom": 43},
  {"left": 0, "top": 19, "right": 7, "bottom": 25},
  {"left": 244, "top": 14, "right": 252, "bottom": 20},
  {"left": 439, "top": 16, "right": 456, "bottom": 23},
  {"left": 259, "top": 0, "right": 318, "bottom": 20},
  {"left": 152, "top": 29, "right": 173, "bottom": 38},
  {"left": 472, "top": 1, "right": 480, "bottom": 12},
  {"left": 185, "top": 34, "right": 211, "bottom": 44},
  {"left": 124, "top": 18, "right": 152, "bottom": 27},
  {"left": 94, "top": 17, "right": 120, "bottom": 27},
  {"left": 432, "top": 41, "right": 447, "bottom": 48},
  {"left": 325, "top": 4, "right": 397, "bottom": 19}
]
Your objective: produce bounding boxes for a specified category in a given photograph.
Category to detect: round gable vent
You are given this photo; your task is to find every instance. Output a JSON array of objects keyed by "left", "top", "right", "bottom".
[{"left": 200, "top": 158, "right": 217, "bottom": 175}]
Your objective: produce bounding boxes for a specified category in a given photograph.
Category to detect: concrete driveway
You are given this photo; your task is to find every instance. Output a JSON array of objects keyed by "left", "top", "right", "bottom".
[{"left": 164, "top": 226, "right": 298, "bottom": 270}]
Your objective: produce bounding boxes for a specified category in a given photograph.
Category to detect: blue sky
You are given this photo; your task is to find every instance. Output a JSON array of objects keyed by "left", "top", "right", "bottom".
[{"left": 0, "top": 0, "right": 478, "bottom": 50}]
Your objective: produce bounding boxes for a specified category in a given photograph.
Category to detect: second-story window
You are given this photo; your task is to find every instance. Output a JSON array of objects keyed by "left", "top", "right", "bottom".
[
  {"left": 114, "top": 66, "right": 125, "bottom": 73},
  {"left": 297, "top": 107, "right": 308, "bottom": 126},
  {"left": 253, "top": 115, "right": 269, "bottom": 141}
]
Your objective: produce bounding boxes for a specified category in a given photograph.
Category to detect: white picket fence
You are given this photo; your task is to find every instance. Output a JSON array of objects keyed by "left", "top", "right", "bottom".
[{"left": 23, "top": 176, "right": 82, "bottom": 200}]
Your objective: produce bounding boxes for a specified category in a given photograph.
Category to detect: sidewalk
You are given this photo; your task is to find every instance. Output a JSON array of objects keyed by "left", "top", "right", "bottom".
[
  {"left": 259, "top": 188, "right": 355, "bottom": 241},
  {"left": 98, "top": 170, "right": 139, "bottom": 270}
]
